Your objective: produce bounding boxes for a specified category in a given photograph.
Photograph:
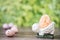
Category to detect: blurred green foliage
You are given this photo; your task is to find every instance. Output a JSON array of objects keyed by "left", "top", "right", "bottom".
[{"left": 0, "top": 0, "right": 60, "bottom": 27}]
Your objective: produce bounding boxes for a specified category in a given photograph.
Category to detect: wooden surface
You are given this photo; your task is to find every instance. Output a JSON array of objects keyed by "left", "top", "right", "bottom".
[{"left": 0, "top": 27, "right": 60, "bottom": 40}]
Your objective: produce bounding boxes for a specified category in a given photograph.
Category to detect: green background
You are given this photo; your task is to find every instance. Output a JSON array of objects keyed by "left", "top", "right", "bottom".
[{"left": 0, "top": 0, "right": 60, "bottom": 28}]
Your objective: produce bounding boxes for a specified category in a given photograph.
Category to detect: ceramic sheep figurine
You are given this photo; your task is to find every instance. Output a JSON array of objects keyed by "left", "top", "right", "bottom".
[{"left": 32, "top": 14, "right": 55, "bottom": 39}]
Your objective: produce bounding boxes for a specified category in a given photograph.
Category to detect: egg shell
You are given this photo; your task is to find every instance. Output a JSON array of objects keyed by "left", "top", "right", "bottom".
[
  {"left": 8, "top": 23, "right": 14, "bottom": 28},
  {"left": 32, "top": 23, "right": 39, "bottom": 32},
  {"left": 11, "top": 25, "right": 18, "bottom": 33},
  {"left": 5, "top": 29, "right": 15, "bottom": 37},
  {"left": 3, "top": 23, "right": 9, "bottom": 30}
]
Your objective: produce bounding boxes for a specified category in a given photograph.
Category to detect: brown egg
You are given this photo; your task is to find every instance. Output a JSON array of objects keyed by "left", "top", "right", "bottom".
[
  {"left": 5, "top": 29, "right": 15, "bottom": 37},
  {"left": 39, "top": 14, "right": 51, "bottom": 28},
  {"left": 3, "top": 23, "right": 9, "bottom": 30},
  {"left": 11, "top": 25, "right": 18, "bottom": 33}
]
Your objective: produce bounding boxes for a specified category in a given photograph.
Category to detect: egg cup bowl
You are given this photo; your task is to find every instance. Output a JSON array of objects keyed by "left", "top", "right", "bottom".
[
  {"left": 36, "top": 33, "right": 54, "bottom": 39},
  {"left": 32, "top": 22, "right": 55, "bottom": 39}
]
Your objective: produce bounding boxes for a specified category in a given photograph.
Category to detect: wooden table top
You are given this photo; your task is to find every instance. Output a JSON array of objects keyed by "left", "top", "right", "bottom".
[{"left": 0, "top": 27, "right": 60, "bottom": 40}]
